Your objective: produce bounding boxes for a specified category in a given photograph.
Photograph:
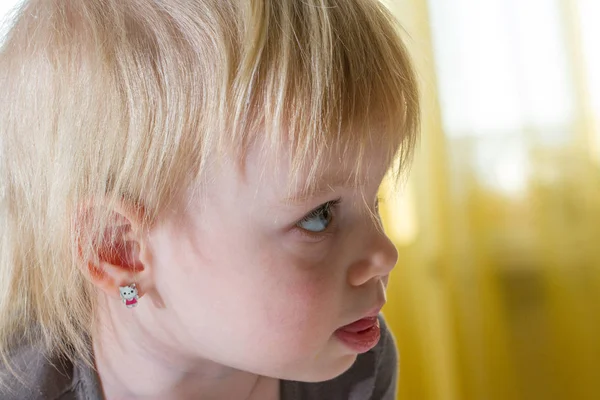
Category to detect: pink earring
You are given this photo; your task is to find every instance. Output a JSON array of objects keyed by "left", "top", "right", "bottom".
[{"left": 119, "top": 284, "right": 139, "bottom": 308}]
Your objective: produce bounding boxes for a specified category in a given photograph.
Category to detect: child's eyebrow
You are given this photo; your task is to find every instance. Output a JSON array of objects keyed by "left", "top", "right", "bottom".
[{"left": 283, "top": 178, "right": 359, "bottom": 204}]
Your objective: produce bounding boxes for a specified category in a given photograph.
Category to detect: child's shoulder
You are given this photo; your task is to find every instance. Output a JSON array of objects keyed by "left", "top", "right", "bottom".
[
  {"left": 0, "top": 335, "right": 102, "bottom": 400},
  {"left": 282, "top": 314, "right": 398, "bottom": 400},
  {"left": 0, "top": 337, "right": 75, "bottom": 400}
]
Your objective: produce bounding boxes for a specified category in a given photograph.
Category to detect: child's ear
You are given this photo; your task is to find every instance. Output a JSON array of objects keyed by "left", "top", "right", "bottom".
[{"left": 74, "top": 199, "right": 154, "bottom": 300}]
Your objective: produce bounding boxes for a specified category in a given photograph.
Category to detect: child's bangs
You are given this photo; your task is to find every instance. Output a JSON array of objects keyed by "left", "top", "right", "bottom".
[{"left": 230, "top": 0, "right": 420, "bottom": 196}]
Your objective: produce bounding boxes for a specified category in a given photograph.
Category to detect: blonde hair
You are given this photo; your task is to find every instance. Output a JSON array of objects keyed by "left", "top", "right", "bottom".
[{"left": 0, "top": 0, "right": 419, "bottom": 375}]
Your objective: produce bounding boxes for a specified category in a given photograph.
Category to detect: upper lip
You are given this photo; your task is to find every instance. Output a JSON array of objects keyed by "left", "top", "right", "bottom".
[
  {"left": 336, "top": 302, "right": 385, "bottom": 331},
  {"left": 364, "top": 303, "right": 385, "bottom": 318},
  {"left": 344, "top": 301, "right": 386, "bottom": 326},
  {"left": 337, "top": 304, "right": 384, "bottom": 331}
]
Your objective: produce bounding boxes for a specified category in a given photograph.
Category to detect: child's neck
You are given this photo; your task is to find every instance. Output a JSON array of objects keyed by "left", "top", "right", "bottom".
[{"left": 92, "top": 297, "right": 279, "bottom": 400}]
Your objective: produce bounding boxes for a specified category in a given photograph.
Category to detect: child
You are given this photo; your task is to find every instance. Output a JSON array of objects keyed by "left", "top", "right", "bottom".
[{"left": 0, "top": 0, "right": 419, "bottom": 398}]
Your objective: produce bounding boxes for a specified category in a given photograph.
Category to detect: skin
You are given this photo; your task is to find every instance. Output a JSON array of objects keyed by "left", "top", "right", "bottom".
[{"left": 88, "top": 138, "right": 399, "bottom": 400}]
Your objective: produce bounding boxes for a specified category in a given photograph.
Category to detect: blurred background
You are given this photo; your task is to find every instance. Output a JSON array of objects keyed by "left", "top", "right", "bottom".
[
  {"left": 2, "top": 0, "right": 599, "bottom": 399},
  {"left": 380, "top": 0, "right": 600, "bottom": 399}
]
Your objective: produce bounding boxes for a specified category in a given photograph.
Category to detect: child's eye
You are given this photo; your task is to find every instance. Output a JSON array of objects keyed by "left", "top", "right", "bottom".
[{"left": 297, "top": 199, "right": 340, "bottom": 233}]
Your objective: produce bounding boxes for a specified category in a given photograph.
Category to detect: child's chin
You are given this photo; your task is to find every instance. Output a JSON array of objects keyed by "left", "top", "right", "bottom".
[{"left": 288, "top": 353, "right": 358, "bottom": 383}]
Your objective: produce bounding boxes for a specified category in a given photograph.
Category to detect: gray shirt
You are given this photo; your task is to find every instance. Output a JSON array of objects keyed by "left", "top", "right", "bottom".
[{"left": 0, "top": 315, "right": 397, "bottom": 399}]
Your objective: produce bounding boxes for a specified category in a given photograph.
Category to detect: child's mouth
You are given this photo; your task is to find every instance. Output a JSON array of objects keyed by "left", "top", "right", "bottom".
[{"left": 334, "top": 316, "right": 381, "bottom": 353}]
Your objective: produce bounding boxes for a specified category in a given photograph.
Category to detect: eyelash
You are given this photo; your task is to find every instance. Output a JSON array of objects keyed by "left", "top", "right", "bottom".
[
  {"left": 293, "top": 197, "right": 382, "bottom": 241},
  {"left": 295, "top": 198, "right": 341, "bottom": 240},
  {"left": 301, "top": 199, "right": 340, "bottom": 222}
]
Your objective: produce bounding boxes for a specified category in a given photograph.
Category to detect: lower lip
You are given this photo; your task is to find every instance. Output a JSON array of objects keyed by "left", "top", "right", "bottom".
[{"left": 334, "top": 317, "right": 381, "bottom": 353}]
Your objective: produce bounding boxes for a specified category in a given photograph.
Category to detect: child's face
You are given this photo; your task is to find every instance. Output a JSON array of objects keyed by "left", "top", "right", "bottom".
[{"left": 146, "top": 140, "right": 398, "bottom": 382}]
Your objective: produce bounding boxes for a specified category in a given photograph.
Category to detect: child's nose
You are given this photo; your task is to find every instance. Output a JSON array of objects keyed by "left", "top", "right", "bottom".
[{"left": 347, "top": 230, "right": 398, "bottom": 287}]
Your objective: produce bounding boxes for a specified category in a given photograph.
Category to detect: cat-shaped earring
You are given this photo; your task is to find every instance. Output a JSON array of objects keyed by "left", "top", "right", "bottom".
[{"left": 119, "top": 283, "right": 139, "bottom": 308}]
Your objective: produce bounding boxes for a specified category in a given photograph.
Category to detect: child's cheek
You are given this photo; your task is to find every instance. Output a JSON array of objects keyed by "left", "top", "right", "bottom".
[{"left": 266, "top": 265, "right": 341, "bottom": 341}]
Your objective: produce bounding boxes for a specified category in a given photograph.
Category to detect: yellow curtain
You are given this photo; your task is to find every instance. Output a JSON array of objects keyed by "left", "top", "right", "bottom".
[{"left": 380, "top": 1, "right": 600, "bottom": 399}]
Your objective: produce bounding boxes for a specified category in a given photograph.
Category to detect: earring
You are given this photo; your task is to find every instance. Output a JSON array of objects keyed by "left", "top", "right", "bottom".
[{"left": 119, "top": 283, "right": 139, "bottom": 308}]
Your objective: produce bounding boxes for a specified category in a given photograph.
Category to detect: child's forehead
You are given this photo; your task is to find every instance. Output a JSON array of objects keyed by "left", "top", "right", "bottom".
[{"left": 236, "top": 134, "right": 392, "bottom": 201}]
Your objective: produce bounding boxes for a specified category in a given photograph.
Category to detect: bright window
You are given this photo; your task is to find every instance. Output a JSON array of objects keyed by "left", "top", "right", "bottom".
[{"left": 427, "top": 0, "right": 577, "bottom": 194}]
